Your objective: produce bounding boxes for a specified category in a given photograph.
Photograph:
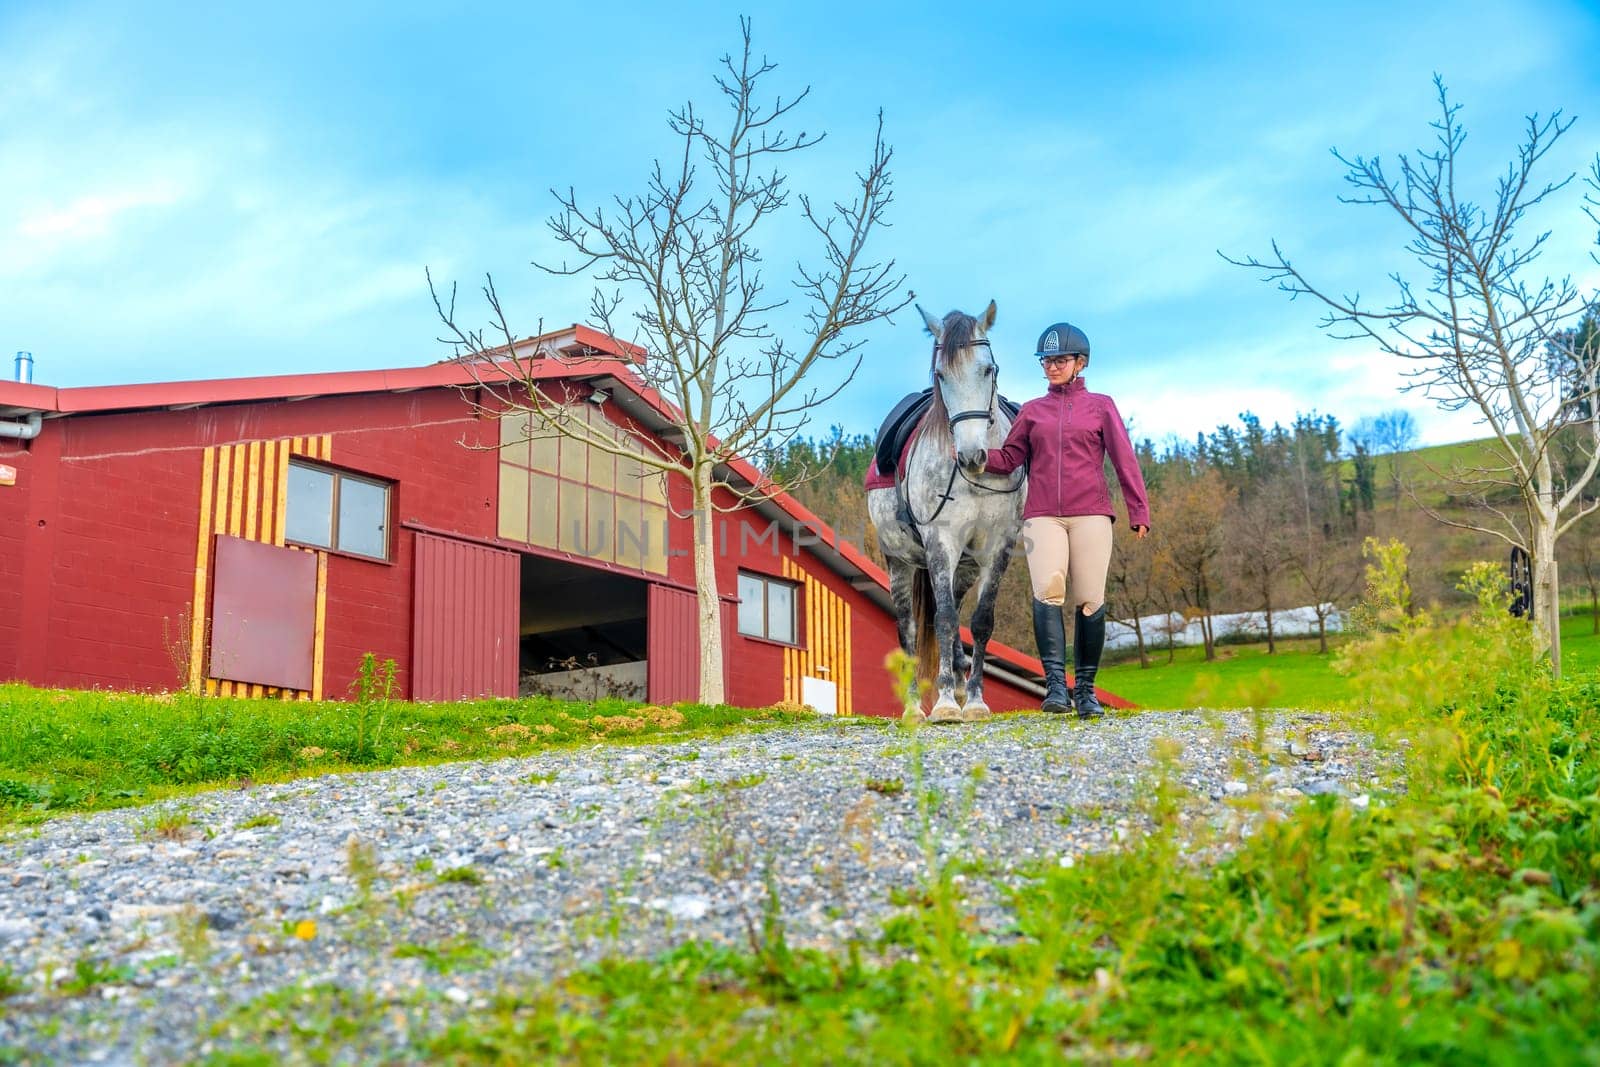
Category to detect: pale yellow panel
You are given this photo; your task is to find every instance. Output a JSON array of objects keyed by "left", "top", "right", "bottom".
[
  {"left": 586, "top": 487, "right": 616, "bottom": 562},
  {"left": 499, "top": 414, "right": 531, "bottom": 467},
  {"left": 641, "top": 502, "right": 668, "bottom": 574},
  {"left": 559, "top": 432, "right": 586, "bottom": 482},
  {"left": 615, "top": 493, "right": 644, "bottom": 570},
  {"left": 528, "top": 472, "right": 558, "bottom": 548},
  {"left": 498, "top": 463, "right": 530, "bottom": 542},
  {"left": 589, "top": 443, "right": 615, "bottom": 490},
  {"left": 529, "top": 431, "right": 558, "bottom": 473},
  {"left": 558, "top": 480, "right": 587, "bottom": 553},
  {"left": 641, "top": 466, "right": 667, "bottom": 506},
  {"left": 615, "top": 451, "right": 644, "bottom": 498}
]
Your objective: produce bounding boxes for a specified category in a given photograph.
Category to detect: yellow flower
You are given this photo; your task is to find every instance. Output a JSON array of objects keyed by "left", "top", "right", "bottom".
[{"left": 293, "top": 920, "right": 317, "bottom": 941}]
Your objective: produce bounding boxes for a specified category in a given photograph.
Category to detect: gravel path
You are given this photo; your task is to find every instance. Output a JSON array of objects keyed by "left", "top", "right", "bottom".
[{"left": 0, "top": 711, "right": 1389, "bottom": 1065}]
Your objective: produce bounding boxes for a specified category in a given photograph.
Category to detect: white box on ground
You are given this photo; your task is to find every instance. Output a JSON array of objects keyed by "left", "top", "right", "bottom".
[{"left": 800, "top": 676, "right": 837, "bottom": 716}]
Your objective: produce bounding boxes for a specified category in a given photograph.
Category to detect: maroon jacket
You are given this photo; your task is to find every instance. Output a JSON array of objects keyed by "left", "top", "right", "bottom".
[{"left": 986, "top": 378, "right": 1150, "bottom": 526}]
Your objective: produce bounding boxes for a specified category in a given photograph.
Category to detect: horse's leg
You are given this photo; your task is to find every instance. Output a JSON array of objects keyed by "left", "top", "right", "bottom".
[
  {"left": 924, "top": 539, "right": 964, "bottom": 724},
  {"left": 960, "top": 537, "right": 1016, "bottom": 722},
  {"left": 887, "top": 559, "right": 922, "bottom": 715},
  {"left": 950, "top": 556, "right": 978, "bottom": 703}
]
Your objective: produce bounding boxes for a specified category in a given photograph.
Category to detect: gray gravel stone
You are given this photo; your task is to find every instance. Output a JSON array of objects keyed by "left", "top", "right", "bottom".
[{"left": 0, "top": 710, "right": 1390, "bottom": 1065}]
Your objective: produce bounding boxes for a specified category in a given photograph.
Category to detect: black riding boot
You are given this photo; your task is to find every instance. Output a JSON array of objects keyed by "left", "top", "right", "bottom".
[
  {"left": 1073, "top": 605, "right": 1107, "bottom": 720},
  {"left": 1032, "top": 599, "right": 1072, "bottom": 714}
]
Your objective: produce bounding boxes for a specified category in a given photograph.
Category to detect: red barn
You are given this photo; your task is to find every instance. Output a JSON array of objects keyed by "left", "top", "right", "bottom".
[{"left": 0, "top": 329, "right": 1110, "bottom": 716}]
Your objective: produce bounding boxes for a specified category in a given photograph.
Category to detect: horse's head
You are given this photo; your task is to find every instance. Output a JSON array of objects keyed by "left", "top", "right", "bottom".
[{"left": 921, "top": 300, "right": 999, "bottom": 475}]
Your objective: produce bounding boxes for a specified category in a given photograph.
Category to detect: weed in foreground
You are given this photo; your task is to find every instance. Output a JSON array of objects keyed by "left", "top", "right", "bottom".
[
  {"left": 436, "top": 866, "right": 483, "bottom": 887},
  {"left": 136, "top": 807, "right": 194, "bottom": 841},
  {"left": 56, "top": 957, "right": 135, "bottom": 997},
  {"left": 393, "top": 936, "right": 497, "bottom": 975}
]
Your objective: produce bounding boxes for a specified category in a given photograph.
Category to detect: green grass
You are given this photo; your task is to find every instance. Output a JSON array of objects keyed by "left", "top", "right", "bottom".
[
  {"left": 1100, "top": 635, "right": 1352, "bottom": 710},
  {"left": 1100, "top": 607, "right": 1600, "bottom": 711},
  {"left": 1561, "top": 607, "right": 1600, "bottom": 676},
  {"left": 0, "top": 686, "right": 816, "bottom": 826}
]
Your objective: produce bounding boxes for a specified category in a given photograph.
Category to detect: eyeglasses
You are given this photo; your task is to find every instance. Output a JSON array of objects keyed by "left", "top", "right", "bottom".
[{"left": 1039, "top": 355, "right": 1077, "bottom": 368}]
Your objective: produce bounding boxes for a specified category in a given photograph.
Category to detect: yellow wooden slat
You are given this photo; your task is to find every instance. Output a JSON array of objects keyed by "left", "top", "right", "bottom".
[
  {"left": 275, "top": 441, "right": 290, "bottom": 545},
  {"left": 825, "top": 585, "right": 838, "bottom": 684},
  {"left": 842, "top": 601, "right": 853, "bottom": 716},
  {"left": 806, "top": 573, "right": 817, "bottom": 681},
  {"left": 244, "top": 441, "right": 261, "bottom": 542},
  {"left": 189, "top": 448, "right": 216, "bottom": 693},
  {"left": 259, "top": 441, "right": 277, "bottom": 546},
  {"left": 227, "top": 444, "right": 246, "bottom": 536},
  {"left": 312, "top": 551, "right": 328, "bottom": 701},
  {"left": 213, "top": 443, "right": 233, "bottom": 533}
]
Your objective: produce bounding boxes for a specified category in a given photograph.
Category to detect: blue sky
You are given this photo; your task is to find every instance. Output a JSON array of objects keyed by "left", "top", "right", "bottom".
[{"left": 3, "top": 0, "right": 1597, "bottom": 449}]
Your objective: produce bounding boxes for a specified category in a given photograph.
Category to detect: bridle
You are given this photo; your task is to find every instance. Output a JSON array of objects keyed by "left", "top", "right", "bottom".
[
  {"left": 936, "top": 337, "right": 998, "bottom": 430},
  {"left": 899, "top": 334, "right": 1022, "bottom": 525}
]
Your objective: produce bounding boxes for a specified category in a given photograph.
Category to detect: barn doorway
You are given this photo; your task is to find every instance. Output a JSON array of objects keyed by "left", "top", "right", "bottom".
[{"left": 516, "top": 553, "right": 649, "bottom": 701}]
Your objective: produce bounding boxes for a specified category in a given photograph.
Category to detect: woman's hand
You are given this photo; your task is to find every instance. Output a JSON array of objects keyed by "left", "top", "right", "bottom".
[{"left": 1132, "top": 525, "right": 1150, "bottom": 540}]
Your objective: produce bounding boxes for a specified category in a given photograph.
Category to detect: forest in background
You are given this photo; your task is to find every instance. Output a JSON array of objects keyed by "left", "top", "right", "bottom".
[{"left": 763, "top": 407, "right": 1600, "bottom": 666}]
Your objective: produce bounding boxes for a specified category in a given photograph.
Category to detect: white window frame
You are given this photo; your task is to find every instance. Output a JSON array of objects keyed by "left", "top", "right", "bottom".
[
  {"left": 285, "top": 458, "right": 392, "bottom": 561},
  {"left": 736, "top": 571, "right": 800, "bottom": 644}
]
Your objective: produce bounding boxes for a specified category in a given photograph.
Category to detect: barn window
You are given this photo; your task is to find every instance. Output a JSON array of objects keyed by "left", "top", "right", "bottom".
[
  {"left": 496, "top": 405, "right": 669, "bottom": 575},
  {"left": 285, "top": 460, "right": 391, "bottom": 560},
  {"left": 736, "top": 571, "right": 798, "bottom": 644}
]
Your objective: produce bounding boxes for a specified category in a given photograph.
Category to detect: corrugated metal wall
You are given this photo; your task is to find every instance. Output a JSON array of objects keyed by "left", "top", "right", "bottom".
[
  {"left": 647, "top": 583, "right": 698, "bottom": 704},
  {"left": 412, "top": 532, "right": 519, "bottom": 701}
]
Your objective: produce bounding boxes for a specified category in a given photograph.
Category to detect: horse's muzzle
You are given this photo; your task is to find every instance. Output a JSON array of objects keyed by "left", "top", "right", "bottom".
[{"left": 956, "top": 448, "right": 988, "bottom": 475}]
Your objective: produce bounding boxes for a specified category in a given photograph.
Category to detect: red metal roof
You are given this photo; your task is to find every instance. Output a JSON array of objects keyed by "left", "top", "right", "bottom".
[{"left": 0, "top": 324, "right": 644, "bottom": 416}]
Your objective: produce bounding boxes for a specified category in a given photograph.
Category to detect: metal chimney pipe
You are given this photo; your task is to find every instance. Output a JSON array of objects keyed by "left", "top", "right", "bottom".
[{"left": 14, "top": 351, "right": 32, "bottom": 384}]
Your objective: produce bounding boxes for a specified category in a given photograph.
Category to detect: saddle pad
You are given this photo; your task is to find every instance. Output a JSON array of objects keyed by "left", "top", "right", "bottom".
[{"left": 871, "top": 389, "right": 1023, "bottom": 483}]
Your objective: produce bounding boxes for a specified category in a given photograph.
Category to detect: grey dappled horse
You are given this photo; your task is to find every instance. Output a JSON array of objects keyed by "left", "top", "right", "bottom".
[{"left": 868, "top": 303, "right": 1025, "bottom": 723}]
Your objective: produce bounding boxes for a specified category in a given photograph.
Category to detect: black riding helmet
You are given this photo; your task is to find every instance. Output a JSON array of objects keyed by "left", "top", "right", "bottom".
[{"left": 1035, "top": 321, "right": 1091, "bottom": 367}]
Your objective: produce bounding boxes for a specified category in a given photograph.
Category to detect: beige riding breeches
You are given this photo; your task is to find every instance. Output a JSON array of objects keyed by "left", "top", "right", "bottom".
[{"left": 1021, "top": 515, "right": 1114, "bottom": 612}]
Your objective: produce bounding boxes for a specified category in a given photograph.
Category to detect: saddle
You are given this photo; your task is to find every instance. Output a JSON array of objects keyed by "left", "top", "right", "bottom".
[{"left": 872, "top": 388, "right": 1021, "bottom": 479}]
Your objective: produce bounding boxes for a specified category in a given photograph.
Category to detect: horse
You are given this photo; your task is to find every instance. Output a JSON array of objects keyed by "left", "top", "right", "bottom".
[{"left": 868, "top": 302, "right": 1025, "bottom": 724}]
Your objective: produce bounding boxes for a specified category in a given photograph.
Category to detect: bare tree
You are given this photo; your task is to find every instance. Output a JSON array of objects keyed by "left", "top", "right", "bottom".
[
  {"left": 1157, "top": 468, "right": 1233, "bottom": 661},
  {"left": 433, "top": 21, "right": 908, "bottom": 702},
  {"left": 1107, "top": 495, "right": 1179, "bottom": 669},
  {"left": 1286, "top": 534, "right": 1363, "bottom": 653},
  {"left": 1221, "top": 479, "right": 1296, "bottom": 653},
  {"left": 1230, "top": 77, "right": 1600, "bottom": 675},
  {"left": 1352, "top": 408, "right": 1421, "bottom": 512}
]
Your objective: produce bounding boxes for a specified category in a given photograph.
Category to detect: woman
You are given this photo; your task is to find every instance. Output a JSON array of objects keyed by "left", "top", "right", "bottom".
[{"left": 983, "top": 320, "right": 1149, "bottom": 718}]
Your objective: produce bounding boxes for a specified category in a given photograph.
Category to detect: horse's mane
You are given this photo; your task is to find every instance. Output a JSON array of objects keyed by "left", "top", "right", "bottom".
[{"left": 922, "top": 311, "right": 980, "bottom": 448}]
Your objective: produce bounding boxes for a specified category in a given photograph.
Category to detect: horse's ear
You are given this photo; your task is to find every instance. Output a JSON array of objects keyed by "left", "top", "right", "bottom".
[
  {"left": 917, "top": 304, "right": 942, "bottom": 338},
  {"left": 980, "top": 300, "right": 997, "bottom": 331}
]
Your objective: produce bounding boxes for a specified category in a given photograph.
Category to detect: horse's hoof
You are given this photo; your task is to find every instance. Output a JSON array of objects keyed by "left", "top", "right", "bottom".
[
  {"left": 900, "top": 707, "right": 927, "bottom": 727},
  {"left": 927, "top": 702, "right": 963, "bottom": 725},
  {"left": 959, "top": 702, "right": 992, "bottom": 723}
]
